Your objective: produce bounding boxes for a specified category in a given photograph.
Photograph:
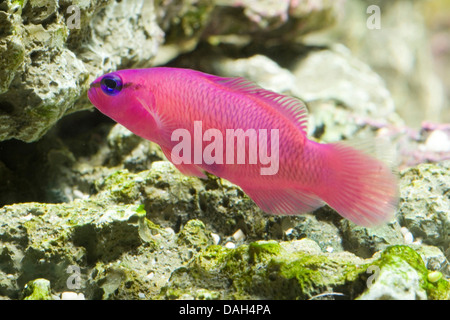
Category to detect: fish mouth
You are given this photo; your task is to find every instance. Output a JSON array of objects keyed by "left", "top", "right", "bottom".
[{"left": 89, "top": 81, "right": 101, "bottom": 89}]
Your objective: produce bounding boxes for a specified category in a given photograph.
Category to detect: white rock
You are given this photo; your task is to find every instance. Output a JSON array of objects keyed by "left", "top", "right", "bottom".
[
  {"left": 232, "top": 229, "right": 245, "bottom": 242},
  {"left": 400, "top": 227, "right": 414, "bottom": 244},
  {"left": 61, "top": 292, "right": 85, "bottom": 300},
  {"left": 211, "top": 233, "right": 221, "bottom": 245},
  {"left": 224, "top": 242, "right": 236, "bottom": 249},
  {"left": 358, "top": 260, "right": 427, "bottom": 300},
  {"left": 284, "top": 228, "right": 294, "bottom": 236},
  {"left": 425, "top": 130, "right": 450, "bottom": 153}
]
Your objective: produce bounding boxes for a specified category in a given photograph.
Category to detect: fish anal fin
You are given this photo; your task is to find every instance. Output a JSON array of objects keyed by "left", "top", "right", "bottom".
[{"left": 242, "top": 186, "right": 324, "bottom": 215}]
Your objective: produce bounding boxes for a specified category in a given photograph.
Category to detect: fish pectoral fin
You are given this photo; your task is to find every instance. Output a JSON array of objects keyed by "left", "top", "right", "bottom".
[
  {"left": 160, "top": 146, "right": 207, "bottom": 179},
  {"left": 242, "top": 186, "right": 324, "bottom": 215}
]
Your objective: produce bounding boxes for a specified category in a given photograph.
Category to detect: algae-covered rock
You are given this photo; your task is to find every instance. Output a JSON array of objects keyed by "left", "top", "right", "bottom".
[
  {"left": 0, "top": 200, "right": 150, "bottom": 296},
  {"left": 160, "top": 239, "right": 366, "bottom": 300},
  {"left": 161, "top": 243, "right": 449, "bottom": 300},
  {"left": 23, "top": 278, "right": 52, "bottom": 300},
  {"left": 0, "top": 0, "right": 155, "bottom": 142},
  {"left": 177, "top": 219, "right": 215, "bottom": 249},
  {"left": 0, "top": 197, "right": 220, "bottom": 300},
  {"left": 0, "top": 0, "right": 218, "bottom": 142},
  {"left": 398, "top": 161, "right": 450, "bottom": 258},
  {"left": 357, "top": 246, "right": 449, "bottom": 300},
  {"left": 1, "top": 188, "right": 449, "bottom": 300}
]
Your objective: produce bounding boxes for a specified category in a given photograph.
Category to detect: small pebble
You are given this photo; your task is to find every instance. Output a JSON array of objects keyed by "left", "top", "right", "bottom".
[
  {"left": 425, "top": 130, "right": 450, "bottom": 153},
  {"left": 211, "top": 232, "right": 221, "bottom": 245},
  {"left": 427, "top": 271, "right": 442, "bottom": 283},
  {"left": 285, "top": 228, "right": 294, "bottom": 236},
  {"left": 73, "top": 189, "right": 89, "bottom": 200},
  {"left": 232, "top": 229, "right": 245, "bottom": 242},
  {"left": 224, "top": 242, "right": 236, "bottom": 249},
  {"left": 400, "top": 227, "right": 414, "bottom": 244}
]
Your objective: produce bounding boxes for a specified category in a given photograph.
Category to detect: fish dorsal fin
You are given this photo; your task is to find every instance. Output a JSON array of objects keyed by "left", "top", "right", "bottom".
[{"left": 205, "top": 75, "right": 309, "bottom": 134}]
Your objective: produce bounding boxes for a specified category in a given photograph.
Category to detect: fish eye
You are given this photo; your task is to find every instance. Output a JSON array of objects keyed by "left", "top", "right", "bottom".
[{"left": 100, "top": 74, "right": 123, "bottom": 96}]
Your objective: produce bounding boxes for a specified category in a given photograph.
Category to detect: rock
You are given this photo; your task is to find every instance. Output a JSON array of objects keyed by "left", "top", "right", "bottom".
[
  {"left": 292, "top": 45, "right": 397, "bottom": 121},
  {"left": 22, "top": 278, "right": 52, "bottom": 300},
  {"left": 281, "top": 213, "right": 345, "bottom": 253},
  {"left": 203, "top": 0, "right": 342, "bottom": 46},
  {"left": 308, "top": 0, "right": 448, "bottom": 127},
  {"left": 212, "top": 47, "right": 398, "bottom": 121},
  {"left": 177, "top": 219, "right": 215, "bottom": 249},
  {"left": 413, "top": 244, "right": 450, "bottom": 276},
  {"left": 357, "top": 246, "right": 449, "bottom": 300},
  {"left": 1, "top": 160, "right": 449, "bottom": 299},
  {"left": 0, "top": 201, "right": 147, "bottom": 291},
  {"left": 339, "top": 220, "right": 405, "bottom": 258},
  {"left": 212, "top": 54, "right": 298, "bottom": 96},
  {"left": 61, "top": 291, "right": 85, "bottom": 300},
  {"left": 397, "top": 161, "right": 450, "bottom": 258},
  {"left": 423, "top": 129, "right": 450, "bottom": 153},
  {"left": 0, "top": 0, "right": 344, "bottom": 142},
  {"left": 153, "top": 0, "right": 214, "bottom": 65},
  {"left": 373, "top": 122, "right": 450, "bottom": 170},
  {"left": 210, "top": 50, "right": 404, "bottom": 143},
  {"left": 161, "top": 242, "right": 449, "bottom": 300},
  {"left": 106, "top": 124, "right": 164, "bottom": 171},
  {"left": 0, "top": 0, "right": 218, "bottom": 142},
  {"left": 0, "top": 0, "right": 90, "bottom": 142}
]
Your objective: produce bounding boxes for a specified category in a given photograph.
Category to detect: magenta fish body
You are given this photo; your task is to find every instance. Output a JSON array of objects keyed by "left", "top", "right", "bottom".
[{"left": 88, "top": 67, "right": 398, "bottom": 227}]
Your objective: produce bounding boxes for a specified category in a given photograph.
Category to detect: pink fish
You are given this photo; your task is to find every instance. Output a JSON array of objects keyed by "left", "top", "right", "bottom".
[{"left": 88, "top": 67, "right": 398, "bottom": 227}]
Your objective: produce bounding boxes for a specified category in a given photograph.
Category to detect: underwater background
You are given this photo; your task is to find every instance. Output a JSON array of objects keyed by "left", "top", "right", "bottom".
[{"left": 0, "top": 0, "right": 449, "bottom": 300}]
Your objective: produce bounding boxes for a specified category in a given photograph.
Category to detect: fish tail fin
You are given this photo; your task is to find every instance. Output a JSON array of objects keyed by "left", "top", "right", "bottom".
[{"left": 320, "top": 141, "right": 399, "bottom": 227}]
